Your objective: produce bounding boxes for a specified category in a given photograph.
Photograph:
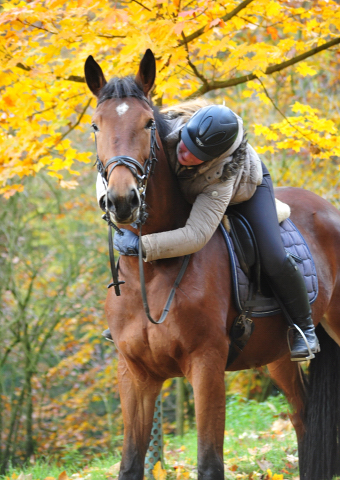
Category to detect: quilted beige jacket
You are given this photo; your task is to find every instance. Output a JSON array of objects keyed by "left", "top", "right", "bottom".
[{"left": 141, "top": 114, "right": 263, "bottom": 262}]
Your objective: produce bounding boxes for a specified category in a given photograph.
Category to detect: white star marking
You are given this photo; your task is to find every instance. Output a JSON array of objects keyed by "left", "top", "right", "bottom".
[{"left": 116, "top": 102, "right": 129, "bottom": 116}]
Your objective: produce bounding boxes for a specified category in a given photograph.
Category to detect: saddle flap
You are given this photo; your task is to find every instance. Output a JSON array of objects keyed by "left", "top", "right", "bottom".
[{"left": 228, "top": 214, "right": 256, "bottom": 277}]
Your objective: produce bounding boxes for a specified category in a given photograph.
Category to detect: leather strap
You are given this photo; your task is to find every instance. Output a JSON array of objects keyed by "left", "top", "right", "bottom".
[
  {"left": 107, "top": 223, "right": 125, "bottom": 296},
  {"left": 138, "top": 225, "right": 190, "bottom": 324},
  {"left": 106, "top": 156, "right": 145, "bottom": 182}
]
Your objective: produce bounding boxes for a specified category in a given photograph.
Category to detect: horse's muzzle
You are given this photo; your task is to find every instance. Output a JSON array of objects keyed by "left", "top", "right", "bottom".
[{"left": 106, "top": 187, "right": 140, "bottom": 224}]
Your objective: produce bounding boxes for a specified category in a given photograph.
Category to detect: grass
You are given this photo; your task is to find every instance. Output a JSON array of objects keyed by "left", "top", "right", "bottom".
[
  {"left": 164, "top": 394, "right": 298, "bottom": 479},
  {"left": 1, "top": 394, "right": 298, "bottom": 480}
]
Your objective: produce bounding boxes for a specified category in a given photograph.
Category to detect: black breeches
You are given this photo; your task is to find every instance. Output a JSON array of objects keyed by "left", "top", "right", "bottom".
[{"left": 232, "top": 163, "right": 286, "bottom": 277}]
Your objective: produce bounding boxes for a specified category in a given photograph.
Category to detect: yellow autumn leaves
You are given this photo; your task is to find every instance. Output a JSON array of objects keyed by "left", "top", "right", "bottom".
[{"left": 0, "top": 0, "right": 340, "bottom": 197}]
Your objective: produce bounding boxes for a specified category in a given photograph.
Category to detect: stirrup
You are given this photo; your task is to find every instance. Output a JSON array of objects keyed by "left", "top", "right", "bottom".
[{"left": 287, "top": 324, "right": 315, "bottom": 361}]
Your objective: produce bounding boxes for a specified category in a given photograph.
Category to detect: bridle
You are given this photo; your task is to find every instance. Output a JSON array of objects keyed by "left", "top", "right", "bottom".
[
  {"left": 93, "top": 100, "right": 190, "bottom": 324},
  {"left": 94, "top": 113, "right": 159, "bottom": 227}
]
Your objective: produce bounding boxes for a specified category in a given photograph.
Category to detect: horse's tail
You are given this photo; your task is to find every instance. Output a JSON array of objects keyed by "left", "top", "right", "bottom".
[{"left": 299, "top": 324, "right": 340, "bottom": 480}]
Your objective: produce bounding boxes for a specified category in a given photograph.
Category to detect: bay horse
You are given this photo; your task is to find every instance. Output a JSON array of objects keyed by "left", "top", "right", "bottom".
[{"left": 84, "top": 49, "right": 340, "bottom": 480}]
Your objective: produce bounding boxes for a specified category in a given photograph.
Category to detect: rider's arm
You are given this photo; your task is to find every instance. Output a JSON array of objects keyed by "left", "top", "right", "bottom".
[{"left": 141, "top": 178, "right": 234, "bottom": 262}]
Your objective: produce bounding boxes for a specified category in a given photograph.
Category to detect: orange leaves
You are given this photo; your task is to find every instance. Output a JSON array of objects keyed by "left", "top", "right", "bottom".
[
  {"left": 0, "top": 183, "right": 24, "bottom": 198},
  {"left": 57, "top": 471, "right": 69, "bottom": 480},
  {"left": 266, "top": 27, "right": 278, "bottom": 41},
  {"left": 3, "top": 95, "right": 15, "bottom": 107}
]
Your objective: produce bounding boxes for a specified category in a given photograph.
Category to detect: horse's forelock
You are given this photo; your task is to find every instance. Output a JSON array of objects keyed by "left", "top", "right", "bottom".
[
  {"left": 97, "top": 76, "right": 146, "bottom": 104},
  {"left": 97, "top": 76, "right": 170, "bottom": 144}
]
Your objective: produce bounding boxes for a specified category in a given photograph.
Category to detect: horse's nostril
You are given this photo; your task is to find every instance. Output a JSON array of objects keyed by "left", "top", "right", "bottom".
[
  {"left": 99, "top": 195, "right": 107, "bottom": 211},
  {"left": 106, "top": 190, "right": 115, "bottom": 212},
  {"left": 129, "top": 189, "right": 140, "bottom": 209}
]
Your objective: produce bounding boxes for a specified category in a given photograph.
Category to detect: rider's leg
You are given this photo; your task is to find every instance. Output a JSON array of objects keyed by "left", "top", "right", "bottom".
[{"left": 233, "top": 163, "right": 319, "bottom": 361}]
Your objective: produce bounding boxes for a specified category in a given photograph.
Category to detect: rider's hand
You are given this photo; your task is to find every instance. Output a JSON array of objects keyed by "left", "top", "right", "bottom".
[{"left": 114, "top": 229, "right": 139, "bottom": 256}]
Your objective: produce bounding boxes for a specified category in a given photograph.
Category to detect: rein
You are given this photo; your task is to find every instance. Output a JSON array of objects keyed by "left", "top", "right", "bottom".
[
  {"left": 139, "top": 221, "right": 191, "bottom": 324},
  {"left": 94, "top": 115, "right": 190, "bottom": 324}
]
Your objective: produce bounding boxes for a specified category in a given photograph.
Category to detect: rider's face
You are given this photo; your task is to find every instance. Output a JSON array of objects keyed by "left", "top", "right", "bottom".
[{"left": 177, "top": 140, "right": 204, "bottom": 167}]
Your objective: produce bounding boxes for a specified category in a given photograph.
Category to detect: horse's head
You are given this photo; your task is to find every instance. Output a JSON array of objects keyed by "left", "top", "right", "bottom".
[{"left": 84, "top": 50, "right": 158, "bottom": 225}]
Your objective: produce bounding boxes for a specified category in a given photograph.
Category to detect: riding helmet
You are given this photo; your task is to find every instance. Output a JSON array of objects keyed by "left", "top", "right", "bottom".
[{"left": 181, "top": 105, "right": 239, "bottom": 162}]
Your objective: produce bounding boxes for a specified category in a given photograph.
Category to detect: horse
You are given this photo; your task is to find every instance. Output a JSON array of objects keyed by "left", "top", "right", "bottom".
[{"left": 84, "top": 49, "right": 340, "bottom": 480}]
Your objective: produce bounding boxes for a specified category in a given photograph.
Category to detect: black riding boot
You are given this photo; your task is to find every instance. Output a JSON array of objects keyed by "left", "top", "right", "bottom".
[
  {"left": 270, "top": 254, "right": 320, "bottom": 361},
  {"left": 102, "top": 328, "right": 114, "bottom": 343}
]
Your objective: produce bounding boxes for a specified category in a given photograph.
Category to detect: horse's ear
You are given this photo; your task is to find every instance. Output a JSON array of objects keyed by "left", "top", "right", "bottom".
[
  {"left": 84, "top": 55, "right": 107, "bottom": 97},
  {"left": 135, "top": 49, "right": 156, "bottom": 97}
]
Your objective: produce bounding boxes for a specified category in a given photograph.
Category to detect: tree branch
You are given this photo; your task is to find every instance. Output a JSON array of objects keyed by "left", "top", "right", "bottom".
[
  {"left": 257, "top": 77, "right": 316, "bottom": 145},
  {"left": 17, "top": 19, "right": 57, "bottom": 35},
  {"left": 15, "top": 62, "right": 86, "bottom": 83},
  {"left": 55, "top": 97, "right": 92, "bottom": 145},
  {"left": 178, "top": 0, "right": 254, "bottom": 46},
  {"left": 187, "top": 36, "right": 340, "bottom": 98},
  {"left": 131, "top": 0, "right": 152, "bottom": 12},
  {"left": 14, "top": 33, "right": 340, "bottom": 93},
  {"left": 181, "top": 32, "right": 209, "bottom": 87},
  {"left": 29, "top": 93, "right": 85, "bottom": 119},
  {"left": 96, "top": 34, "right": 126, "bottom": 39},
  {"left": 0, "top": 338, "right": 20, "bottom": 368}
]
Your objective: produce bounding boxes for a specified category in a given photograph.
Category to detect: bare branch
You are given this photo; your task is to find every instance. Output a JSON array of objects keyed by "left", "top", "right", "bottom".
[
  {"left": 178, "top": 0, "right": 254, "bottom": 46},
  {"left": 57, "top": 75, "right": 85, "bottom": 83},
  {"left": 96, "top": 34, "right": 126, "bottom": 39},
  {"left": 55, "top": 97, "right": 92, "bottom": 145},
  {"left": 29, "top": 93, "right": 85, "bottom": 119},
  {"left": 15, "top": 62, "right": 86, "bottom": 83},
  {"left": 187, "top": 36, "right": 340, "bottom": 98},
  {"left": 131, "top": 0, "right": 152, "bottom": 12},
  {"left": 17, "top": 19, "right": 57, "bottom": 35},
  {"left": 181, "top": 32, "right": 209, "bottom": 87},
  {"left": 16, "top": 62, "right": 31, "bottom": 72},
  {"left": 0, "top": 338, "right": 20, "bottom": 368}
]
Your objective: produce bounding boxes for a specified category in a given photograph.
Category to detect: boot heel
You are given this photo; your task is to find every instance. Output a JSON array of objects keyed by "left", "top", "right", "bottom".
[{"left": 288, "top": 325, "right": 316, "bottom": 361}]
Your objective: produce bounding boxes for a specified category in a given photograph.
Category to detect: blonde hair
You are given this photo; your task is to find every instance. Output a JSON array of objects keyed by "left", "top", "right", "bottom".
[{"left": 160, "top": 99, "right": 211, "bottom": 122}]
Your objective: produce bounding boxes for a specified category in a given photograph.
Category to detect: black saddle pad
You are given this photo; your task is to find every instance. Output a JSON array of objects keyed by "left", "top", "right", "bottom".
[{"left": 219, "top": 218, "right": 318, "bottom": 317}]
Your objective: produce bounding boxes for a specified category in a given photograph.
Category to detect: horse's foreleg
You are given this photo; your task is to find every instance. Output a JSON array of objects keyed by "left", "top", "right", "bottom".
[
  {"left": 117, "top": 356, "right": 163, "bottom": 480},
  {"left": 267, "top": 354, "right": 306, "bottom": 440},
  {"left": 187, "top": 356, "right": 226, "bottom": 480}
]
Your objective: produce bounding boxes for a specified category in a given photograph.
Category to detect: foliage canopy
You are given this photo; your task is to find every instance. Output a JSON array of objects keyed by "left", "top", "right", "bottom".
[{"left": 0, "top": 0, "right": 340, "bottom": 198}]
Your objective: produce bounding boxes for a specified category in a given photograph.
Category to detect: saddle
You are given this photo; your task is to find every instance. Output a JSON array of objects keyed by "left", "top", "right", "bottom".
[{"left": 222, "top": 208, "right": 318, "bottom": 367}]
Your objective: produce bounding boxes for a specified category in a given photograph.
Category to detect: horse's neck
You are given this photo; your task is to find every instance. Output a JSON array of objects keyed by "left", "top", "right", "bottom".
[{"left": 141, "top": 142, "right": 190, "bottom": 236}]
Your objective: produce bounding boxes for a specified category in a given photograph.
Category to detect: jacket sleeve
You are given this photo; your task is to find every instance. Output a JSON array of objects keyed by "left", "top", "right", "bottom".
[{"left": 141, "top": 178, "right": 234, "bottom": 262}]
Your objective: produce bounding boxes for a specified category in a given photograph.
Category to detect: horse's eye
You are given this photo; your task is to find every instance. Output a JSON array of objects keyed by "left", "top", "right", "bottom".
[
  {"left": 91, "top": 123, "right": 99, "bottom": 132},
  {"left": 145, "top": 119, "right": 154, "bottom": 130}
]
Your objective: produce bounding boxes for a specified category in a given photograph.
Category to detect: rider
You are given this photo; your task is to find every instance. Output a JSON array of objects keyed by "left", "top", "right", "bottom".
[{"left": 97, "top": 102, "right": 319, "bottom": 362}]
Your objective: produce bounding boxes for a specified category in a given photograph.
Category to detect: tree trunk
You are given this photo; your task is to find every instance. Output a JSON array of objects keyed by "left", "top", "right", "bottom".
[{"left": 176, "top": 377, "right": 184, "bottom": 437}]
